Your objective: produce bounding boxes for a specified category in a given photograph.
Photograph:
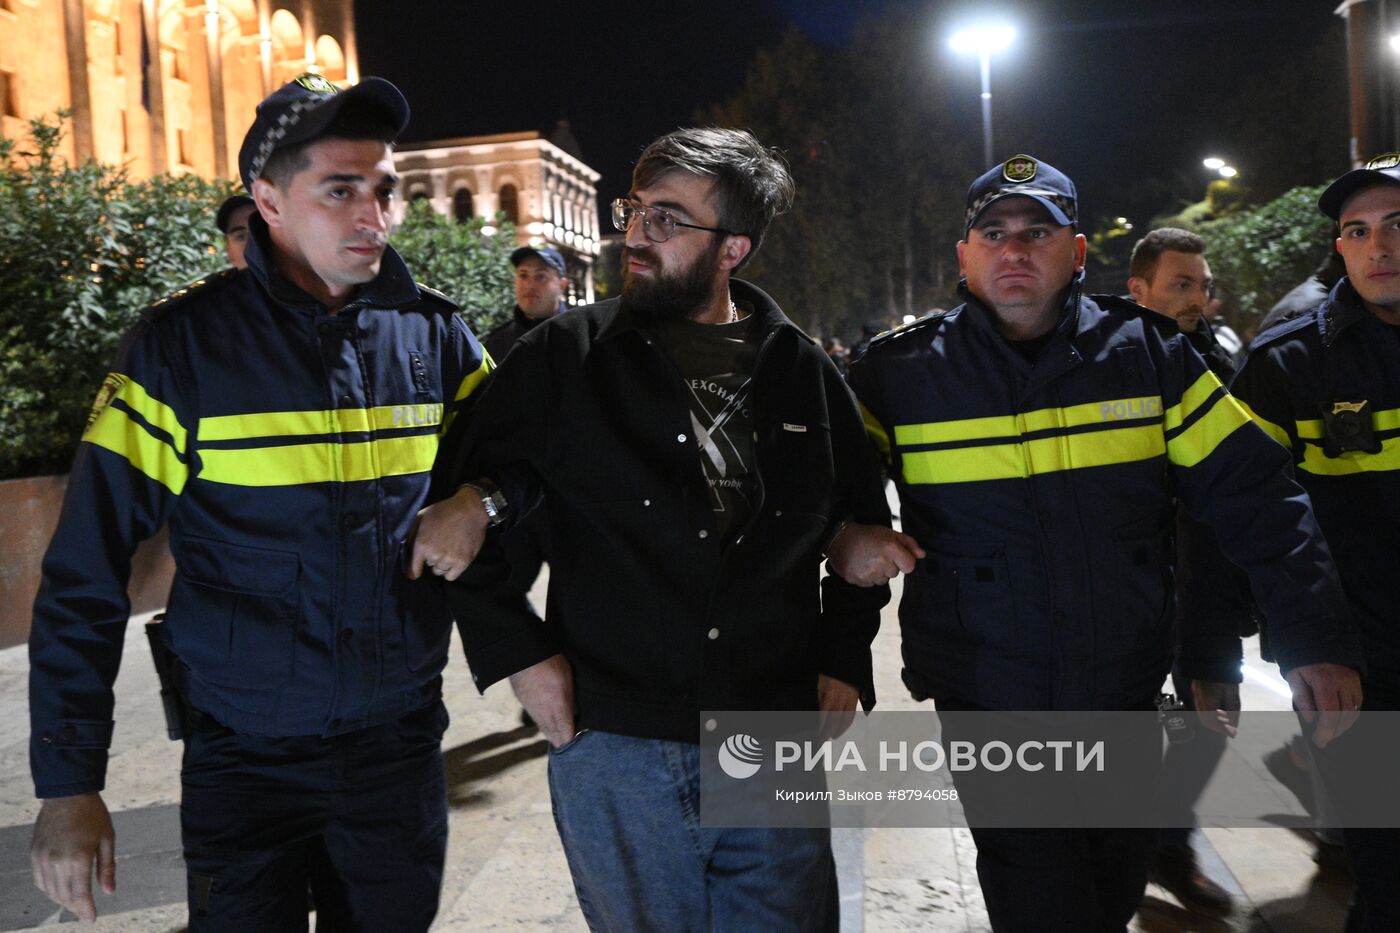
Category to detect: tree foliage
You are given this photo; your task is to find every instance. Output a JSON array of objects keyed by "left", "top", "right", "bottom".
[
  {"left": 1190, "top": 185, "right": 1334, "bottom": 337},
  {"left": 0, "top": 113, "right": 234, "bottom": 479},
  {"left": 705, "top": 18, "right": 977, "bottom": 340},
  {"left": 389, "top": 200, "right": 515, "bottom": 336}
]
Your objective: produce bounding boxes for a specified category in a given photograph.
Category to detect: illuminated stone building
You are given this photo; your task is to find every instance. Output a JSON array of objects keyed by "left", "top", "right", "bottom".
[
  {"left": 394, "top": 122, "right": 603, "bottom": 304},
  {"left": 0, "top": 0, "right": 356, "bottom": 180}
]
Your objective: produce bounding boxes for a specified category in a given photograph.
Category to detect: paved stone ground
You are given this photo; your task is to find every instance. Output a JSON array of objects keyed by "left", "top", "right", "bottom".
[{"left": 0, "top": 565, "right": 1352, "bottom": 931}]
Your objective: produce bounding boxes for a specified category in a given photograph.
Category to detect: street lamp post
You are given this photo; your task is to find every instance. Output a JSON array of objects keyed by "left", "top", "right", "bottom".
[
  {"left": 1203, "top": 157, "right": 1239, "bottom": 179},
  {"left": 950, "top": 23, "right": 1016, "bottom": 167}
]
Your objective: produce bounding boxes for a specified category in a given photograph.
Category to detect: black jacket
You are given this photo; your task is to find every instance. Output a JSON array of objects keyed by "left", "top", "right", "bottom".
[
  {"left": 437, "top": 279, "right": 891, "bottom": 742},
  {"left": 1230, "top": 279, "right": 1400, "bottom": 681},
  {"left": 849, "top": 286, "right": 1358, "bottom": 711},
  {"left": 482, "top": 304, "right": 560, "bottom": 364}
]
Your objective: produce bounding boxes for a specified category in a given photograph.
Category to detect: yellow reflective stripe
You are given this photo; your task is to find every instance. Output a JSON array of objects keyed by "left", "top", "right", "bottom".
[
  {"left": 859, "top": 401, "right": 892, "bottom": 466},
  {"left": 198, "top": 434, "right": 439, "bottom": 486},
  {"left": 454, "top": 355, "right": 494, "bottom": 403},
  {"left": 199, "top": 404, "right": 444, "bottom": 441},
  {"left": 893, "top": 395, "right": 1164, "bottom": 447},
  {"left": 112, "top": 377, "right": 188, "bottom": 451},
  {"left": 896, "top": 413, "right": 1015, "bottom": 446},
  {"left": 1300, "top": 435, "right": 1400, "bottom": 476},
  {"left": 83, "top": 406, "right": 188, "bottom": 494},
  {"left": 1297, "top": 406, "right": 1400, "bottom": 440},
  {"left": 442, "top": 354, "right": 496, "bottom": 434},
  {"left": 1164, "top": 370, "right": 1225, "bottom": 433},
  {"left": 902, "top": 424, "right": 1165, "bottom": 484},
  {"left": 1166, "top": 394, "right": 1252, "bottom": 468},
  {"left": 1236, "top": 399, "right": 1292, "bottom": 448}
]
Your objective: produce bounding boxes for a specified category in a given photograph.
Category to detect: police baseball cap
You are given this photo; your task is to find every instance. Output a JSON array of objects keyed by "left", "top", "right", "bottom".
[
  {"left": 215, "top": 194, "right": 255, "bottom": 234},
  {"left": 1318, "top": 152, "right": 1400, "bottom": 221},
  {"left": 237, "top": 73, "right": 410, "bottom": 192},
  {"left": 965, "top": 154, "right": 1078, "bottom": 232},
  {"left": 510, "top": 246, "right": 567, "bottom": 276}
]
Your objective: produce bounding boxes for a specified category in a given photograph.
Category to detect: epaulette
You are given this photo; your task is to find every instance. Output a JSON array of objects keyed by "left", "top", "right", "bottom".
[
  {"left": 1089, "top": 293, "right": 1179, "bottom": 337},
  {"left": 867, "top": 308, "right": 955, "bottom": 350},
  {"left": 1249, "top": 305, "right": 1318, "bottom": 351},
  {"left": 416, "top": 283, "right": 460, "bottom": 311},
  {"left": 144, "top": 268, "right": 236, "bottom": 319}
]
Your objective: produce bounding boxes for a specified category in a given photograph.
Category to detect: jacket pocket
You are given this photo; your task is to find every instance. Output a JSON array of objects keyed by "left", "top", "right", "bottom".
[
  {"left": 1111, "top": 513, "right": 1173, "bottom": 634},
  {"left": 396, "top": 539, "right": 452, "bottom": 673},
  {"left": 168, "top": 536, "right": 300, "bottom": 689},
  {"left": 923, "top": 538, "right": 1014, "bottom": 639}
]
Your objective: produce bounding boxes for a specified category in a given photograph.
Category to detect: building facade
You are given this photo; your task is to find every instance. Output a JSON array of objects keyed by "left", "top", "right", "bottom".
[
  {"left": 0, "top": 0, "right": 356, "bottom": 180},
  {"left": 394, "top": 124, "right": 603, "bottom": 304}
]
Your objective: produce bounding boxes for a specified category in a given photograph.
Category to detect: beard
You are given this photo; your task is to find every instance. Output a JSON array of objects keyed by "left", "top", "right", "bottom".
[{"left": 620, "top": 238, "right": 722, "bottom": 322}]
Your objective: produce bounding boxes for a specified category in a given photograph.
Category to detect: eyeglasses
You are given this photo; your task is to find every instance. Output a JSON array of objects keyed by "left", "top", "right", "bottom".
[{"left": 611, "top": 198, "right": 734, "bottom": 243}]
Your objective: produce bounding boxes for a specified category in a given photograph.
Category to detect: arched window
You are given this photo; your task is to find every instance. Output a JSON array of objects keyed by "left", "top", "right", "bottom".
[
  {"left": 453, "top": 189, "right": 474, "bottom": 223},
  {"left": 498, "top": 184, "right": 519, "bottom": 225}
]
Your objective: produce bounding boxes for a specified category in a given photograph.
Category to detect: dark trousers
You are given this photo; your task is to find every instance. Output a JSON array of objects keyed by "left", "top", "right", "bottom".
[
  {"left": 1313, "top": 676, "right": 1400, "bottom": 933},
  {"left": 938, "top": 700, "right": 1160, "bottom": 933},
  {"left": 179, "top": 701, "right": 450, "bottom": 932},
  {"left": 1157, "top": 664, "right": 1228, "bottom": 849},
  {"left": 970, "top": 826, "right": 1156, "bottom": 933}
]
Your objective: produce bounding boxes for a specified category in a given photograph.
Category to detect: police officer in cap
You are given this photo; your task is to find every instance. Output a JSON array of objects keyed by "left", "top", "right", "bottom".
[
  {"left": 215, "top": 194, "right": 256, "bottom": 270},
  {"left": 483, "top": 245, "right": 569, "bottom": 363},
  {"left": 28, "top": 73, "right": 491, "bottom": 929},
  {"left": 848, "top": 154, "right": 1363, "bottom": 932},
  {"left": 1227, "top": 153, "right": 1400, "bottom": 932}
]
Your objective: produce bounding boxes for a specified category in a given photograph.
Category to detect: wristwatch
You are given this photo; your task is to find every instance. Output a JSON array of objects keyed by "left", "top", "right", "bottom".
[{"left": 463, "top": 480, "right": 509, "bottom": 527}]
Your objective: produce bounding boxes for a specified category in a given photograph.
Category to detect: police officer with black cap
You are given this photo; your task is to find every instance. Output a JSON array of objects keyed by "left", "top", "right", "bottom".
[
  {"left": 848, "top": 154, "right": 1363, "bottom": 932},
  {"left": 482, "top": 245, "right": 570, "bottom": 363},
  {"left": 27, "top": 73, "right": 492, "bottom": 929},
  {"left": 1227, "top": 153, "right": 1400, "bottom": 932},
  {"left": 214, "top": 193, "right": 256, "bottom": 269}
]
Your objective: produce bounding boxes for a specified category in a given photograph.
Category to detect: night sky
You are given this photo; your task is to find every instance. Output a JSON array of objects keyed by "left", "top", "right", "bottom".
[{"left": 355, "top": 0, "right": 1347, "bottom": 234}]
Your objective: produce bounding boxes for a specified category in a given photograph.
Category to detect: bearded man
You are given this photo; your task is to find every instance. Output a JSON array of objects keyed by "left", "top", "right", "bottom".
[{"left": 417, "top": 126, "right": 918, "bottom": 931}]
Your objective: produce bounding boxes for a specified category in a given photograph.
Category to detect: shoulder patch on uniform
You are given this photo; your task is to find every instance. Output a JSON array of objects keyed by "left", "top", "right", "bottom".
[
  {"left": 1249, "top": 306, "right": 1319, "bottom": 350},
  {"left": 85, "top": 372, "right": 126, "bottom": 432},
  {"left": 867, "top": 309, "right": 955, "bottom": 350},
  {"left": 144, "top": 268, "right": 236, "bottom": 318},
  {"left": 416, "top": 283, "right": 461, "bottom": 311}
]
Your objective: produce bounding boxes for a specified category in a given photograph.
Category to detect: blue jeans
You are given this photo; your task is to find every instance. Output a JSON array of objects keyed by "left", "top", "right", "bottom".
[{"left": 547, "top": 730, "right": 839, "bottom": 932}]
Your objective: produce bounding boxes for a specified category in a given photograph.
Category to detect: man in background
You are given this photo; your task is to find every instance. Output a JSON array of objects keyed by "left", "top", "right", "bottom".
[{"left": 214, "top": 193, "right": 255, "bottom": 270}]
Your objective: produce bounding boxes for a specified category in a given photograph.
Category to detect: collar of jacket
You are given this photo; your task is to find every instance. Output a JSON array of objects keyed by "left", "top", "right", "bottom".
[
  {"left": 242, "top": 212, "right": 421, "bottom": 313},
  {"left": 956, "top": 271, "right": 1087, "bottom": 343},
  {"left": 1320, "top": 277, "right": 1376, "bottom": 348},
  {"left": 509, "top": 302, "right": 562, "bottom": 332},
  {"left": 593, "top": 277, "right": 812, "bottom": 344}
]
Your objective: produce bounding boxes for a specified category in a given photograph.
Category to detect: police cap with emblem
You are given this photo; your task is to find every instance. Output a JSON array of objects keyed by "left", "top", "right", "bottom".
[
  {"left": 509, "top": 246, "right": 567, "bottom": 277},
  {"left": 1318, "top": 152, "right": 1400, "bottom": 221},
  {"left": 964, "top": 154, "right": 1078, "bottom": 233},
  {"left": 237, "top": 72, "right": 410, "bottom": 192}
]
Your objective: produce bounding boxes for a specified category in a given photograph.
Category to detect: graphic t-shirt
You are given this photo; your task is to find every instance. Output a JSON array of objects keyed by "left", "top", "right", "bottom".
[{"left": 645, "top": 308, "right": 762, "bottom": 544}]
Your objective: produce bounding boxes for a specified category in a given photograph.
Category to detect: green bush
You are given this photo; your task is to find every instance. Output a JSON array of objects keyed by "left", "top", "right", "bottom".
[
  {"left": 1189, "top": 185, "right": 1334, "bottom": 337},
  {"left": 0, "top": 113, "right": 234, "bottom": 479},
  {"left": 390, "top": 199, "right": 515, "bottom": 337}
]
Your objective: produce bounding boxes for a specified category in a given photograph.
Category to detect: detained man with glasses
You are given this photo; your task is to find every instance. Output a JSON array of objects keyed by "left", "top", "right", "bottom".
[{"left": 417, "top": 126, "right": 922, "bottom": 930}]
